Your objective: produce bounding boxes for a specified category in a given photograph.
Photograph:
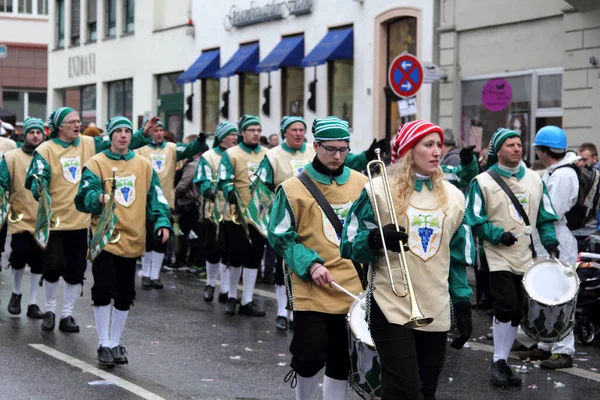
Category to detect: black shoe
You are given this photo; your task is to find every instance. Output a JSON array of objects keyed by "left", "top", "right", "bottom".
[
  {"left": 141, "top": 277, "right": 152, "bottom": 290},
  {"left": 110, "top": 346, "right": 128, "bottom": 365},
  {"left": 224, "top": 298, "right": 237, "bottom": 315},
  {"left": 519, "top": 348, "right": 551, "bottom": 361},
  {"left": 203, "top": 285, "right": 215, "bottom": 302},
  {"left": 218, "top": 292, "right": 229, "bottom": 303},
  {"left": 41, "top": 311, "right": 55, "bottom": 332},
  {"left": 490, "top": 360, "right": 522, "bottom": 386},
  {"left": 59, "top": 316, "right": 80, "bottom": 333},
  {"left": 27, "top": 304, "right": 44, "bottom": 319},
  {"left": 275, "top": 316, "right": 288, "bottom": 331},
  {"left": 151, "top": 279, "right": 164, "bottom": 289},
  {"left": 8, "top": 293, "right": 22, "bottom": 315},
  {"left": 97, "top": 346, "right": 116, "bottom": 368},
  {"left": 540, "top": 354, "right": 573, "bottom": 369},
  {"left": 238, "top": 301, "right": 266, "bottom": 317}
]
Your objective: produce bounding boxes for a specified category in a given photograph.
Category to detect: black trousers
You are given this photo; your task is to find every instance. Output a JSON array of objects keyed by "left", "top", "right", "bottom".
[
  {"left": 0, "top": 222, "right": 7, "bottom": 254},
  {"left": 44, "top": 229, "right": 88, "bottom": 285},
  {"left": 290, "top": 311, "right": 350, "bottom": 380},
  {"left": 264, "top": 242, "right": 279, "bottom": 279},
  {"left": 145, "top": 218, "right": 168, "bottom": 253},
  {"left": 475, "top": 242, "right": 491, "bottom": 307},
  {"left": 177, "top": 205, "right": 204, "bottom": 266},
  {"left": 224, "top": 221, "right": 265, "bottom": 269},
  {"left": 369, "top": 298, "right": 447, "bottom": 400},
  {"left": 9, "top": 232, "right": 44, "bottom": 274},
  {"left": 490, "top": 271, "right": 523, "bottom": 326},
  {"left": 91, "top": 251, "right": 137, "bottom": 311},
  {"left": 201, "top": 220, "right": 228, "bottom": 265},
  {"left": 273, "top": 252, "right": 284, "bottom": 286}
]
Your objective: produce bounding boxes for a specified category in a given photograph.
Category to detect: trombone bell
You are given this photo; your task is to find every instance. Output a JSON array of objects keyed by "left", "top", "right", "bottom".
[
  {"left": 50, "top": 216, "right": 60, "bottom": 229},
  {"left": 8, "top": 209, "right": 23, "bottom": 223},
  {"left": 109, "top": 229, "right": 121, "bottom": 244}
]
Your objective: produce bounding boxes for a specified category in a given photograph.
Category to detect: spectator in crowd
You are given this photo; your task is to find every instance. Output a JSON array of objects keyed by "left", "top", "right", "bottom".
[
  {"left": 441, "top": 128, "right": 460, "bottom": 167},
  {"left": 260, "top": 135, "right": 270, "bottom": 148},
  {"left": 268, "top": 133, "right": 279, "bottom": 148},
  {"left": 577, "top": 143, "right": 600, "bottom": 171}
]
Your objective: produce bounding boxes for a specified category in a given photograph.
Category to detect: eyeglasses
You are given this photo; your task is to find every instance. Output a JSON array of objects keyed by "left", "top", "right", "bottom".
[
  {"left": 63, "top": 120, "right": 82, "bottom": 126},
  {"left": 319, "top": 143, "right": 351, "bottom": 155},
  {"left": 245, "top": 128, "right": 262, "bottom": 134}
]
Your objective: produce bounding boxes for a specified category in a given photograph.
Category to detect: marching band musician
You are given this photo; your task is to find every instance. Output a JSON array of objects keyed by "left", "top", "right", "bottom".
[
  {"left": 0, "top": 117, "right": 46, "bottom": 318},
  {"left": 193, "top": 122, "right": 238, "bottom": 303},
  {"left": 0, "top": 125, "right": 17, "bottom": 270},
  {"left": 135, "top": 119, "right": 207, "bottom": 290},
  {"left": 340, "top": 120, "right": 475, "bottom": 400},
  {"left": 465, "top": 128, "right": 559, "bottom": 386},
  {"left": 24, "top": 107, "right": 153, "bottom": 334},
  {"left": 217, "top": 115, "right": 268, "bottom": 317},
  {"left": 268, "top": 117, "right": 367, "bottom": 400},
  {"left": 75, "top": 116, "right": 172, "bottom": 368}
]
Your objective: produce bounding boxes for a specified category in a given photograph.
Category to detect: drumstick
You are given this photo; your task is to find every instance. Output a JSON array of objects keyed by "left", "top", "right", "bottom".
[
  {"left": 514, "top": 226, "right": 533, "bottom": 238},
  {"left": 331, "top": 282, "right": 366, "bottom": 310},
  {"left": 552, "top": 256, "right": 576, "bottom": 277}
]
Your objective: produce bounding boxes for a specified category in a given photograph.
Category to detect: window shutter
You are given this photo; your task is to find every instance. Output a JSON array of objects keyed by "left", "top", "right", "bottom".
[{"left": 71, "top": 0, "right": 81, "bottom": 39}]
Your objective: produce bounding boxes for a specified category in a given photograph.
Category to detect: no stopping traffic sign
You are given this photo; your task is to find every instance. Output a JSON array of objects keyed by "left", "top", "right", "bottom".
[{"left": 388, "top": 53, "right": 423, "bottom": 99}]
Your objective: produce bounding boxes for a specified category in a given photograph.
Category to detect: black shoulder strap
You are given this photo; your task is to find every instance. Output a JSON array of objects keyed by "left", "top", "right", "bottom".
[
  {"left": 486, "top": 169, "right": 536, "bottom": 258},
  {"left": 297, "top": 172, "right": 367, "bottom": 289}
]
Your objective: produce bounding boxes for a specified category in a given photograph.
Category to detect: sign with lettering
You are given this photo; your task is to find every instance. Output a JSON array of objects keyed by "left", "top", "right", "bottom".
[
  {"left": 482, "top": 78, "right": 512, "bottom": 112},
  {"left": 68, "top": 54, "right": 96, "bottom": 78},
  {"left": 224, "top": 0, "right": 314, "bottom": 31}
]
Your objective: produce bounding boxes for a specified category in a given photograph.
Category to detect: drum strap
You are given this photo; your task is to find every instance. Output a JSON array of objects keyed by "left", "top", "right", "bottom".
[
  {"left": 487, "top": 169, "right": 537, "bottom": 259},
  {"left": 297, "top": 172, "right": 368, "bottom": 289}
]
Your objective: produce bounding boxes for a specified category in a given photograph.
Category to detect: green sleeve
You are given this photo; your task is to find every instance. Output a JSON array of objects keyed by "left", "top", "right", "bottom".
[
  {"left": 340, "top": 189, "right": 379, "bottom": 263},
  {"left": 216, "top": 152, "right": 235, "bottom": 199},
  {"left": 16, "top": 141, "right": 23, "bottom": 149},
  {"left": 74, "top": 167, "right": 104, "bottom": 215},
  {"left": 176, "top": 139, "right": 204, "bottom": 161},
  {"left": 194, "top": 157, "right": 215, "bottom": 198},
  {"left": 448, "top": 218, "right": 475, "bottom": 304},
  {"left": 0, "top": 158, "right": 11, "bottom": 194},
  {"left": 256, "top": 156, "right": 274, "bottom": 187},
  {"left": 344, "top": 151, "right": 368, "bottom": 172},
  {"left": 93, "top": 135, "right": 112, "bottom": 153},
  {"left": 147, "top": 170, "right": 173, "bottom": 237},
  {"left": 25, "top": 152, "right": 51, "bottom": 202},
  {"left": 465, "top": 180, "right": 504, "bottom": 244},
  {"left": 537, "top": 181, "right": 559, "bottom": 246},
  {"left": 441, "top": 156, "right": 478, "bottom": 189},
  {"left": 267, "top": 188, "right": 324, "bottom": 280}
]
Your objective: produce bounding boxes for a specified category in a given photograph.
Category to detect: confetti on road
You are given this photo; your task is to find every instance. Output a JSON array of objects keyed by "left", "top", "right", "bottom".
[
  {"left": 278, "top": 353, "right": 287, "bottom": 357},
  {"left": 88, "top": 380, "right": 115, "bottom": 386},
  {"left": 591, "top": 368, "right": 598, "bottom": 372},
  {"left": 86, "top": 325, "right": 93, "bottom": 329},
  {"left": 448, "top": 378, "right": 453, "bottom": 382},
  {"left": 245, "top": 347, "right": 253, "bottom": 352},
  {"left": 152, "top": 341, "right": 159, "bottom": 345},
  {"left": 278, "top": 362, "right": 286, "bottom": 367},
  {"left": 212, "top": 325, "right": 217, "bottom": 328},
  {"left": 230, "top": 356, "right": 241, "bottom": 360},
  {"left": 221, "top": 344, "right": 229, "bottom": 347},
  {"left": 257, "top": 340, "right": 263, "bottom": 343},
  {"left": 463, "top": 343, "right": 471, "bottom": 348},
  {"left": 554, "top": 382, "right": 565, "bottom": 388},
  {"left": 149, "top": 353, "right": 155, "bottom": 356},
  {"left": 201, "top": 379, "right": 214, "bottom": 382},
  {"left": 528, "top": 384, "right": 539, "bottom": 389},
  {"left": 575, "top": 358, "right": 588, "bottom": 361}
]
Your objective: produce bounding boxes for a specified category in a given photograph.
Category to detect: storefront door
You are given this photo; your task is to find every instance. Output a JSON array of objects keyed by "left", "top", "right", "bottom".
[{"left": 158, "top": 92, "right": 184, "bottom": 141}]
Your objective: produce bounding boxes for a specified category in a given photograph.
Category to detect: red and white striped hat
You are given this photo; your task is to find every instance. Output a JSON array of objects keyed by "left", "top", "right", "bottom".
[{"left": 391, "top": 120, "right": 444, "bottom": 164}]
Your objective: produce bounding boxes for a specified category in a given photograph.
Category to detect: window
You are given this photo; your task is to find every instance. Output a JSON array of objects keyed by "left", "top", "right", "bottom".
[
  {"left": 28, "top": 92, "right": 47, "bottom": 119},
  {"left": 328, "top": 59, "right": 353, "bottom": 126},
  {"left": 18, "top": 0, "right": 32, "bottom": 13},
  {"left": 239, "top": 72, "right": 259, "bottom": 117},
  {"left": 0, "top": 0, "right": 14, "bottom": 12},
  {"left": 80, "top": 85, "right": 96, "bottom": 126},
  {"left": 538, "top": 74, "right": 562, "bottom": 109},
  {"left": 123, "top": 0, "right": 134, "bottom": 33},
  {"left": 87, "top": 0, "right": 96, "bottom": 42},
  {"left": 105, "top": 0, "right": 116, "bottom": 38},
  {"left": 37, "top": 0, "right": 47, "bottom": 14},
  {"left": 282, "top": 67, "right": 304, "bottom": 117},
  {"left": 56, "top": 0, "right": 65, "bottom": 48},
  {"left": 2, "top": 90, "right": 47, "bottom": 123},
  {"left": 107, "top": 79, "right": 133, "bottom": 120},
  {"left": 2, "top": 91, "right": 25, "bottom": 122},
  {"left": 157, "top": 72, "right": 183, "bottom": 95},
  {"left": 71, "top": 0, "right": 80, "bottom": 46},
  {"left": 202, "top": 78, "right": 220, "bottom": 133}
]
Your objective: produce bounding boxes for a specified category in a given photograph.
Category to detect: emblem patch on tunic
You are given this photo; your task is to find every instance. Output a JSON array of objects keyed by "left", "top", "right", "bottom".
[
  {"left": 507, "top": 193, "right": 530, "bottom": 224},
  {"left": 406, "top": 206, "right": 446, "bottom": 262},
  {"left": 247, "top": 161, "right": 260, "bottom": 183},
  {"left": 289, "top": 159, "right": 310, "bottom": 177},
  {"left": 322, "top": 201, "right": 352, "bottom": 246},
  {"left": 60, "top": 156, "right": 81, "bottom": 184},
  {"left": 114, "top": 174, "right": 136, "bottom": 207},
  {"left": 150, "top": 153, "right": 166, "bottom": 173}
]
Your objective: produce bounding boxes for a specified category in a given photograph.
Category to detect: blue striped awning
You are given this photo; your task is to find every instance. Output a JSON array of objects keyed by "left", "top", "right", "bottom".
[
  {"left": 176, "top": 49, "right": 220, "bottom": 84},
  {"left": 256, "top": 35, "right": 304, "bottom": 73},
  {"left": 215, "top": 43, "right": 259, "bottom": 78},
  {"left": 301, "top": 28, "right": 353, "bottom": 68}
]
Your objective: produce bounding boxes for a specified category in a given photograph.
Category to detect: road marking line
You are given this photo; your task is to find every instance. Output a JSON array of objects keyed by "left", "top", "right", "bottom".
[
  {"left": 200, "top": 279, "right": 277, "bottom": 300},
  {"left": 468, "top": 341, "right": 600, "bottom": 383},
  {"left": 29, "top": 344, "right": 165, "bottom": 400}
]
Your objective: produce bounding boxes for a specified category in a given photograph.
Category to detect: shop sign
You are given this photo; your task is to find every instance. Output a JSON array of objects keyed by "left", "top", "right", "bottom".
[
  {"left": 224, "top": 0, "right": 314, "bottom": 31},
  {"left": 0, "top": 45, "right": 7, "bottom": 59},
  {"left": 68, "top": 53, "right": 96, "bottom": 78},
  {"left": 482, "top": 78, "right": 512, "bottom": 112}
]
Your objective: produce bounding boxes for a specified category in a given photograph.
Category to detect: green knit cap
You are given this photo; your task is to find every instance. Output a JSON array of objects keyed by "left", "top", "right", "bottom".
[
  {"left": 23, "top": 117, "right": 45, "bottom": 135},
  {"left": 238, "top": 114, "right": 261, "bottom": 132},
  {"left": 312, "top": 116, "right": 350, "bottom": 142},
  {"left": 280, "top": 116, "right": 306, "bottom": 138},
  {"left": 105, "top": 116, "right": 133, "bottom": 138},
  {"left": 485, "top": 127, "right": 520, "bottom": 169},
  {"left": 213, "top": 121, "right": 237, "bottom": 148},
  {"left": 47, "top": 107, "right": 75, "bottom": 138}
]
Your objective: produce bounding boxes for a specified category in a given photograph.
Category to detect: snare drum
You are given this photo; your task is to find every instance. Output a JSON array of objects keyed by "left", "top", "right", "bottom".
[
  {"left": 347, "top": 292, "right": 382, "bottom": 399},
  {"left": 522, "top": 258, "right": 580, "bottom": 343}
]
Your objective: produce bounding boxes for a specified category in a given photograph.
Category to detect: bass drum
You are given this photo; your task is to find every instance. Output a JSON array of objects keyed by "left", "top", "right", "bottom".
[
  {"left": 347, "top": 292, "right": 382, "bottom": 399},
  {"left": 522, "top": 258, "right": 579, "bottom": 343}
]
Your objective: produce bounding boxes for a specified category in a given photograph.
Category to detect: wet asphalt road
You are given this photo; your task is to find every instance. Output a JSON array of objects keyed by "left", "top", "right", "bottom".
[{"left": 0, "top": 242, "right": 599, "bottom": 399}]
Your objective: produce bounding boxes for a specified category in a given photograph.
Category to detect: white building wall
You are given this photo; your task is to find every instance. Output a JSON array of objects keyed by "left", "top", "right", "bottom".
[{"left": 0, "top": 15, "right": 49, "bottom": 46}]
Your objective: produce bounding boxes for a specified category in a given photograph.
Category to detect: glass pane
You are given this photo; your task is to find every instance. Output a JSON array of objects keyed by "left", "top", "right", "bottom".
[
  {"left": 37, "top": 0, "right": 47, "bottom": 14},
  {"left": 107, "top": 0, "right": 116, "bottom": 36},
  {"left": 19, "top": 0, "right": 33, "bottom": 13},
  {"left": 157, "top": 72, "right": 183, "bottom": 95},
  {"left": 80, "top": 85, "right": 96, "bottom": 126},
  {"left": 387, "top": 17, "right": 417, "bottom": 63},
  {"left": 88, "top": 22, "right": 96, "bottom": 41},
  {"left": 330, "top": 59, "right": 353, "bottom": 126},
  {"left": 241, "top": 73, "right": 259, "bottom": 116},
  {"left": 202, "top": 78, "right": 220, "bottom": 133},
  {"left": 2, "top": 91, "right": 25, "bottom": 123},
  {"left": 538, "top": 74, "right": 562, "bottom": 108},
  {"left": 28, "top": 91, "right": 47, "bottom": 119},
  {"left": 125, "top": 79, "right": 133, "bottom": 120},
  {"left": 125, "top": 0, "right": 134, "bottom": 32},
  {"left": 282, "top": 67, "right": 304, "bottom": 117},
  {"left": 87, "top": 0, "right": 96, "bottom": 21}
]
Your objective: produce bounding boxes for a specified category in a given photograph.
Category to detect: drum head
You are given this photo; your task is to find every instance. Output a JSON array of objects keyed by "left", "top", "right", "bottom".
[
  {"left": 524, "top": 259, "right": 579, "bottom": 305},
  {"left": 348, "top": 293, "right": 375, "bottom": 348}
]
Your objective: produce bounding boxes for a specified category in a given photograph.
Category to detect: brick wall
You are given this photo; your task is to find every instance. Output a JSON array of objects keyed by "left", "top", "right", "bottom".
[{"left": 0, "top": 45, "right": 48, "bottom": 91}]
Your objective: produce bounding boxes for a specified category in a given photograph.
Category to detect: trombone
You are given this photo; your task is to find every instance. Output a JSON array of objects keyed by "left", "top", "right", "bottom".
[
  {"left": 100, "top": 167, "right": 120, "bottom": 244},
  {"left": 8, "top": 208, "right": 23, "bottom": 223},
  {"left": 31, "top": 174, "right": 60, "bottom": 229},
  {"left": 366, "top": 148, "right": 433, "bottom": 329}
]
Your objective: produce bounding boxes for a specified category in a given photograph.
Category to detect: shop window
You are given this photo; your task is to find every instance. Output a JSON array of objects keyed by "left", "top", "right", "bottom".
[
  {"left": 157, "top": 72, "right": 183, "bottom": 95},
  {"left": 37, "top": 0, "right": 47, "bottom": 14},
  {"left": 18, "top": 0, "right": 32, "bottom": 13},
  {"left": 1, "top": 90, "right": 47, "bottom": 123},
  {"left": 328, "top": 59, "right": 353, "bottom": 126},
  {"left": 2, "top": 91, "right": 25, "bottom": 122},
  {"left": 123, "top": 0, "right": 134, "bottom": 33},
  {"left": 281, "top": 67, "right": 304, "bottom": 117},
  {"left": 538, "top": 74, "right": 562, "bottom": 109},
  {"left": 107, "top": 79, "right": 133, "bottom": 120},
  {"left": 201, "top": 78, "right": 220, "bottom": 133},
  {"left": 56, "top": 0, "right": 65, "bottom": 48},
  {"left": 87, "top": 0, "right": 96, "bottom": 42},
  {"left": 28, "top": 91, "right": 47, "bottom": 119},
  {"left": 105, "top": 0, "right": 116, "bottom": 38},
  {"left": 80, "top": 85, "right": 96, "bottom": 126},
  {"left": 71, "top": 0, "right": 80, "bottom": 46},
  {"left": 239, "top": 72, "right": 259, "bottom": 117},
  {"left": 0, "top": 0, "right": 14, "bottom": 12}
]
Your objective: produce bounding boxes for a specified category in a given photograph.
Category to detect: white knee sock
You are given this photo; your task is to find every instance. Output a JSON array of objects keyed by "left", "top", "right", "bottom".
[
  {"left": 288, "top": 310, "right": 294, "bottom": 322},
  {"left": 242, "top": 268, "right": 258, "bottom": 306},
  {"left": 110, "top": 308, "right": 129, "bottom": 348},
  {"left": 29, "top": 273, "right": 42, "bottom": 306},
  {"left": 228, "top": 266, "right": 242, "bottom": 300},
  {"left": 322, "top": 376, "right": 348, "bottom": 400},
  {"left": 141, "top": 251, "right": 152, "bottom": 277},
  {"left": 61, "top": 283, "right": 80, "bottom": 319},
  {"left": 493, "top": 319, "right": 517, "bottom": 362},
  {"left": 276, "top": 285, "right": 287, "bottom": 317},
  {"left": 93, "top": 305, "right": 111, "bottom": 347},
  {"left": 295, "top": 374, "right": 320, "bottom": 400},
  {"left": 12, "top": 268, "right": 24, "bottom": 295},
  {"left": 206, "top": 261, "right": 219, "bottom": 287},
  {"left": 219, "top": 263, "right": 229, "bottom": 294},
  {"left": 150, "top": 251, "right": 164, "bottom": 280},
  {"left": 44, "top": 280, "right": 59, "bottom": 313}
]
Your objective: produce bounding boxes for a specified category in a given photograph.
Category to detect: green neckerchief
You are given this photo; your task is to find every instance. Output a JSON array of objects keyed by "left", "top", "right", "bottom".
[
  {"left": 150, "top": 141, "right": 167, "bottom": 149},
  {"left": 103, "top": 149, "right": 134, "bottom": 161},
  {"left": 239, "top": 142, "right": 262, "bottom": 154},
  {"left": 414, "top": 177, "right": 433, "bottom": 192},
  {"left": 281, "top": 142, "right": 306, "bottom": 155},
  {"left": 53, "top": 136, "right": 80, "bottom": 148},
  {"left": 490, "top": 163, "right": 525, "bottom": 180},
  {"left": 304, "top": 163, "right": 350, "bottom": 185},
  {"left": 215, "top": 147, "right": 225, "bottom": 156}
]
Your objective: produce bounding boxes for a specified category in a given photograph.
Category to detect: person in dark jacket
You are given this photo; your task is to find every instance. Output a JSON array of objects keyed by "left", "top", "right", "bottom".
[{"left": 441, "top": 128, "right": 460, "bottom": 167}]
